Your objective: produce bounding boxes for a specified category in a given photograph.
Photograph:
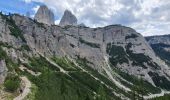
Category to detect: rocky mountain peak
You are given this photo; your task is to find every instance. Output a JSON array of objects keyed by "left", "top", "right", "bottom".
[
  {"left": 59, "top": 9, "right": 77, "bottom": 26},
  {"left": 34, "top": 5, "right": 54, "bottom": 25}
]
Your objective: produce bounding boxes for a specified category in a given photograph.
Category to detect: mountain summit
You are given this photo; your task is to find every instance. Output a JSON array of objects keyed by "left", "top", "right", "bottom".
[
  {"left": 34, "top": 5, "right": 55, "bottom": 25},
  {"left": 59, "top": 10, "right": 77, "bottom": 26}
]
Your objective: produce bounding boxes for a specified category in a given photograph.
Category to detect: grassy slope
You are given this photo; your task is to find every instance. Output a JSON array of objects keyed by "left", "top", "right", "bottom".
[{"left": 21, "top": 56, "right": 121, "bottom": 100}]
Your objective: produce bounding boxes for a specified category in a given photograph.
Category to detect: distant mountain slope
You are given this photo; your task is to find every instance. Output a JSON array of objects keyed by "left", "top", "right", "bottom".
[{"left": 146, "top": 35, "right": 170, "bottom": 65}]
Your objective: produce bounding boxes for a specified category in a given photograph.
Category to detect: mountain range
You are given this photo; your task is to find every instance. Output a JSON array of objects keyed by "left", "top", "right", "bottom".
[{"left": 0, "top": 5, "right": 170, "bottom": 100}]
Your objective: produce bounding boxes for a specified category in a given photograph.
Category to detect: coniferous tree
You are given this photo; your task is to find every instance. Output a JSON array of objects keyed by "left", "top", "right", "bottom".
[
  {"left": 96, "top": 85, "right": 107, "bottom": 100},
  {"left": 132, "top": 85, "right": 137, "bottom": 100}
]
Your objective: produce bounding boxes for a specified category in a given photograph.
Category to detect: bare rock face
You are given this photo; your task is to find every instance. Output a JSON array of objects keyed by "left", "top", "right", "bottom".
[
  {"left": 0, "top": 60, "right": 7, "bottom": 84},
  {"left": 34, "top": 5, "right": 54, "bottom": 25},
  {"left": 1, "top": 13, "right": 170, "bottom": 92},
  {"left": 59, "top": 10, "right": 77, "bottom": 26}
]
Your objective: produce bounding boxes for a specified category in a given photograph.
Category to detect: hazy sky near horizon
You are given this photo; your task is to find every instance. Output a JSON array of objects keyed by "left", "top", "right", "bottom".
[{"left": 0, "top": 0, "right": 169, "bottom": 36}]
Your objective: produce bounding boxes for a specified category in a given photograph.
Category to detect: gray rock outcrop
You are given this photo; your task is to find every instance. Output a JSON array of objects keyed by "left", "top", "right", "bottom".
[
  {"left": 0, "top": 60, "right": 8, "bottom": 84},
  {"left": 34, "top": 5, "right": 54, "bottom": 25},
  {"left": 59, "top": 10, "right": 77, "bottom": 26}
]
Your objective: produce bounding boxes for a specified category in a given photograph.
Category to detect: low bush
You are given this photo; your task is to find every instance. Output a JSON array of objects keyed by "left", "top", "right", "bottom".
[
  {"left": 148, "top": 71, "right": 170, "bottom": 90},
  {"left": 19, "top": 44, "right": 31, "bottom": 51},
  {"left": 125, "top": 34, "right": 138, "bottom": 40},
  {"left": 4, "top": 75, "right": 20, "bottom": 92},
  {"left": 79, "top": 38, "right": 100, "bottom": 48},
  {"left": 106, "top": 43, "right": 129, "bottom": 66},
  {"left": 51, "top": 57, "right": 80, "bottom": 71}
]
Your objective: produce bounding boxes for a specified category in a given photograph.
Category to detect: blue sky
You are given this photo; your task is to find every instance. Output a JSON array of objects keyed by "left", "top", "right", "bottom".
[
  {"left": 0, "top": 0, "right": 38, "bottom": 15},
  {"left": 0, "top": 0, "right": 170, "bottom": 36}
]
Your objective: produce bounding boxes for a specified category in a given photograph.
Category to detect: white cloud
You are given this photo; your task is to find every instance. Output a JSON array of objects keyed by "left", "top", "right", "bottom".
[
  {"left": 32, "top": 5, "right": 40, "bottom": 13},
  {"left": 30, "top": 14, "right": 34, "bottom": 18},
  {"left": 24, "top": 0, "right": 32, "bottom": 3},
  {"left": 131, "top": 21, "right": 170, "bottom": 36},
  {"left": 55, "top": 19, "right": 60, "bottom": 25},
  {"left": 23, "top": 0, "right": 170, "bottom": 36},
  {"left": 23, "top": 0, "right": 43, "bottom": 3},
  {"left": 30, "top": 5, "right": 40, "bottom": 18}
]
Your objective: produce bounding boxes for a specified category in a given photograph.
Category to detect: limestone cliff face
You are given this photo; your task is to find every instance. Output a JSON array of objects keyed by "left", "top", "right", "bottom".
[
  {"left": 59, "top": 10, "right": 77, "bottom": 26},
  {"left": 34, "top": 5, "right": 54, "bottom": 25},
  {"left": 1, "top": 13, "right": 170, "bottom": 90}
]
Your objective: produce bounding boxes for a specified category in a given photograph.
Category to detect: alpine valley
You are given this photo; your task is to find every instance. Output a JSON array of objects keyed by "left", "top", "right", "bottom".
[{"left": 0, "top": 5, "right": 170, "bottom": 100}]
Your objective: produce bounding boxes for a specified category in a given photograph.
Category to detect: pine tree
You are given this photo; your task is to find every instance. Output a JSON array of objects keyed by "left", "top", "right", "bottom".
[
  {"left": 85, "top": 94, "right": 91, "bottom": 100},
  {"left": 138, "top": 76, "right": 144, "bottom": 100},
  {"left": 131, "top": 85, "right": 136, "bottom": 100},
  {"left": 96, "top": 85, "right": 107, "bottom": 100},
  {"left": 60, "top": 75, "right": 67, "bottom": 94}
]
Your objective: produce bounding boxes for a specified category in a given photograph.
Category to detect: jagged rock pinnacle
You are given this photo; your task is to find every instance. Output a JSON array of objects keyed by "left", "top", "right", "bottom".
[
  {"left": 59, "top": 10, "right": 77, "bottom": 26},
  {"left": 34, "top": 5, "right": 55, "bottom": 25}
]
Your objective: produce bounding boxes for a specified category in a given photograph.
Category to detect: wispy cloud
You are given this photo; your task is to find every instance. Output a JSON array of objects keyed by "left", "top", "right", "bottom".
[
  {"left": 32, "top": 5, "right": 40, "bottom": 13},
  {"left": 20, "top": 0, "right": 170, "bottom": 36},
  {"left": 24, "top": 0, "right": 32, "bottom": 3}
]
